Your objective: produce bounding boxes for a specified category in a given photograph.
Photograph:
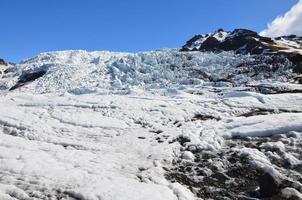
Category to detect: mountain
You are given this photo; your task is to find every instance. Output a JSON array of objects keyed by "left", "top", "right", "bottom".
[
  {"left": 181, "top": 28, "right": 302, "bottom": 73},
  {"left": 0, "top": 30, "right": 302, "bottom": 200}
]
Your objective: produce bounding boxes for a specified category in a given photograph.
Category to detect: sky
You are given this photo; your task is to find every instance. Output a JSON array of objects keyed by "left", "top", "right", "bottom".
[
  {"left": 261, "top": 0, "right": 302, "bottom": 37},
  {"left": 0, "top": 0, "right": 300, "bottom": 62}
]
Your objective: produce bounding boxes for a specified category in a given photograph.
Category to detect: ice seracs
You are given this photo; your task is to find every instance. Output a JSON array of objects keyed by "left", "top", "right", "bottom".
[{"left": 2, "top": 48, "right": 299, "bottom": 94}]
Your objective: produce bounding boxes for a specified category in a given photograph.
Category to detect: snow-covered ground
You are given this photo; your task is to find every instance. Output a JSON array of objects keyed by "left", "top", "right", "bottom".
[{"left": 0, "top": 49, "right": 301, "bottom": 199}]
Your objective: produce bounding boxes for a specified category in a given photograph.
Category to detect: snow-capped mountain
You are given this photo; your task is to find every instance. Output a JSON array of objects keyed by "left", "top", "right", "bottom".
[
  {"left": 182, "top": 29, "right": 302, "bottom": 55},
  {"left": 0, "top": 30, "right": 302, "bottom": 200},
  {"left": 182, "top": 28, "right": 302, "bottom": 73}
]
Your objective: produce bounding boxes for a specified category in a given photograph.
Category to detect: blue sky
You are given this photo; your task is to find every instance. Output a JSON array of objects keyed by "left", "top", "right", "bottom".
[{"left": 0, "top": 0, "right": 299, "bottom": 62}]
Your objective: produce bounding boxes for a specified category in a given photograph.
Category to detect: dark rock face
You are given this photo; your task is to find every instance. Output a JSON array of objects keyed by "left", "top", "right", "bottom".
[
  {"left": 0, "top": 58, "right": 7, "bottom": 66},
  {"left": 9, "top": 70, "right": 47, "bottom": 91},
  {"left": 181, "top": 29, "right": 302, "bottom": 73},
  {"left": 199, "top": 36, "right": 221, "bottom": 51},
  {"left": 221, "top": 30, "right": 273, "bottom": 54}
]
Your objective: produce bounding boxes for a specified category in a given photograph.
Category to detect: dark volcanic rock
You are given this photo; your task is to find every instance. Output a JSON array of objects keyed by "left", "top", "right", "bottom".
[{"left": 258, "top": 171, "right": 282, "bottom": 198}]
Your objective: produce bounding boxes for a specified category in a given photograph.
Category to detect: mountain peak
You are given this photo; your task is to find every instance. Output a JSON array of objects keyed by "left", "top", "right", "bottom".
[
  {"left": 182, "top": 28, "right": 302, "bottom": 54},
  {"left": 181, "top": 28, "right": 302, "bottom": 73}
]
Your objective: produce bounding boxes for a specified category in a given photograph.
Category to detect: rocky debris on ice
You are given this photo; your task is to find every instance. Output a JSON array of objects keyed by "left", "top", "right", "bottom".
[{"left": 166, "top": 130, "right": 302, "bottom": 199}]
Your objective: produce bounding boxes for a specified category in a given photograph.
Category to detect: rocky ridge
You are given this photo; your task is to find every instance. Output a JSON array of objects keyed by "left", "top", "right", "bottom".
[{"left": 181, "top": 28, "right": 302, "bottom": 73}]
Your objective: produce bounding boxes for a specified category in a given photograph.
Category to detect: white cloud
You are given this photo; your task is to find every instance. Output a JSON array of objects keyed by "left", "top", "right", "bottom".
[{"left": 260, "top": 0, "right": 302, "bottom": 37}]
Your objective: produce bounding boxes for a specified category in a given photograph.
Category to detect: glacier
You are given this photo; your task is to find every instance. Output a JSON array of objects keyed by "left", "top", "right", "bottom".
[
  {"left": 0, "top": 49, "right": 302, "bottom": 199},
  {"left": 2, "top": 49, "right": 289, "bottom": 94}
]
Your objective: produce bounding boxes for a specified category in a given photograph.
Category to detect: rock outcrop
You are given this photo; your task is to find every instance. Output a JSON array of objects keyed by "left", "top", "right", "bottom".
[{"left": 0, "top": 58, "right": 7, "bottom": 66}]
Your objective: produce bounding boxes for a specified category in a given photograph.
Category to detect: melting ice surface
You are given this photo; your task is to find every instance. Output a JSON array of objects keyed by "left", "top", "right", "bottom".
[{"left": 0, "top": 49, "right": 302, "bottom": 199}]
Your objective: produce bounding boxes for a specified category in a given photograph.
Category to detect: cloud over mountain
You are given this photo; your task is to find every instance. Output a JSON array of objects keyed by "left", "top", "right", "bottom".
[{"left": 261, "top": 0, "right": 302, "bottom": 37}]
